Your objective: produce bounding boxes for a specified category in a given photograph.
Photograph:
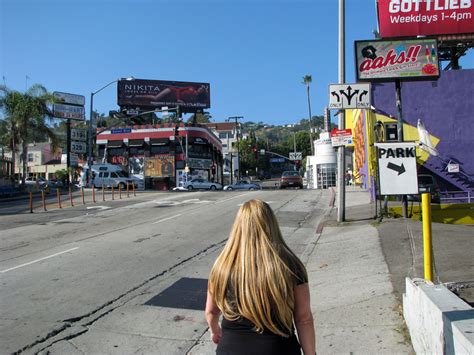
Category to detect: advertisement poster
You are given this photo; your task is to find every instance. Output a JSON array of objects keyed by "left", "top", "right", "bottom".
[
  {"left": 117, "top": 79, "right": 210, "bottom": 112},
  {"left": 376, "top": 0, "right": 474, "bottom": 37},
  {"left": 355, "top": 39, "right": 440, "bottom": 81},
  {"left": 144, "top": 156, "right": 175, "bottom": 177}
]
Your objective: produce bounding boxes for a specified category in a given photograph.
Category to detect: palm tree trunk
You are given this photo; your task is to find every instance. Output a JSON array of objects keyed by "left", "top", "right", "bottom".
[
  {"left": 11, "top": 133, "right": 16, "bottom": 188},
  {"left": 21, "top": 141, "right": 27, "bottom": 190},
  {"left": 307, "top": 85, "right": 314, "bottom": 155}
]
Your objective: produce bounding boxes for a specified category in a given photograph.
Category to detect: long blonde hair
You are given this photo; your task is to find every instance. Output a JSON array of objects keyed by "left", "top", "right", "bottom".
[{"left": 208, "top": 199, "right": 307, "bottom": 337}]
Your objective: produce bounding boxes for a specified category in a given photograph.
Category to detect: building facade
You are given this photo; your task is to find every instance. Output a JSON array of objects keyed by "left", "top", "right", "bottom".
[{"left": 96, "top": 123, "right": 223, "bottom": 190}]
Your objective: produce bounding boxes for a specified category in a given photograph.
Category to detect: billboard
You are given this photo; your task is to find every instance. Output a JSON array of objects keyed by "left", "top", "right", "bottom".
[
  {"left": 117, "top": 79, "right": 210, "bottom": 112},
  {"left": 376, "top": 0, "right": 474, "bottom": 38},
  {"left": 355, "top": 38, "right": 440, "bottom": 81}
]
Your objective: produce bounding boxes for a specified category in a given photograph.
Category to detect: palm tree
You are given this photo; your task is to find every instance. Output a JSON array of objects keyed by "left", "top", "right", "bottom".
[
  {"left": 302, "top": 75, "right": 314, "bottom": 155},
  {"left": 0, "top": 84, "right": 59, "bottom": 188}
]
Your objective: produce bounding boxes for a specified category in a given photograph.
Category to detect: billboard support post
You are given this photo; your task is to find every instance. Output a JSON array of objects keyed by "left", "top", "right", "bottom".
[
  {"left": 395, "top": 79, "right": 408, "bottom": 218},
  {"left": 337, "top": 0, "right": 346, "bottom": 223}
]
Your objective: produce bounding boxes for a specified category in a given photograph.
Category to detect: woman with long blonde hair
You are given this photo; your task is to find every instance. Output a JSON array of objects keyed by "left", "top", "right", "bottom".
[{"left": 205, "top": 199, "right": 315, "bottom": 354}]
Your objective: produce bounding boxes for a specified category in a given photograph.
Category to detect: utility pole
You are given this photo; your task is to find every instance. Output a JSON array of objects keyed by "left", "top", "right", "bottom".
[
  {"left": 227, "top": 116, "right": 243, "bottom": 180},
  {"left": 337, "top": 0, "right": 346, "bottom": 223},
  {"left": 396, "top": 80, "right": 408, "bottom": 217}
]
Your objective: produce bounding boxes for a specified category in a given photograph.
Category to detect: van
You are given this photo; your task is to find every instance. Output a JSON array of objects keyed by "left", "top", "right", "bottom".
[{"left": 81, "top": 164, "right": 144, "bottom": 190}]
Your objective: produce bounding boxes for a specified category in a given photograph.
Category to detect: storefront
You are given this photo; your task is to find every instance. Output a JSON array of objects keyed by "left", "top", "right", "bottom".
[{"left": 96, "top": 123, "right": 223, "bottom": 190}]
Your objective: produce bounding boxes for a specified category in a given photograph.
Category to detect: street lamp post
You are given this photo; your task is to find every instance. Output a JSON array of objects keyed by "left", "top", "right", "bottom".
[
  {"left": 87, "top": 77, "right": 134, "bottom": 186},
  {"left": 227, "top": 116, "right": 243, "bottom": 180}
]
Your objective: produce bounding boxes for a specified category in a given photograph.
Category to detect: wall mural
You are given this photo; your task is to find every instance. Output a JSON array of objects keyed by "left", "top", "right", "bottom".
[{"left": 144, "top": 155, "right": 175, "bottom": 177}]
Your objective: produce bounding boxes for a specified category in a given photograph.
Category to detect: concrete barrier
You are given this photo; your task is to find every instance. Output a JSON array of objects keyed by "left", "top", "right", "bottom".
[{"left": 403, "top": 278, "right": 474, "bottom": 354}]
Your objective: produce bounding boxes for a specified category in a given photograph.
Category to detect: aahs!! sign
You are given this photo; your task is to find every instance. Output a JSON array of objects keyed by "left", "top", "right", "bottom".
[{"left": 376, "top": 0, "right": 474, "bottom": 37}]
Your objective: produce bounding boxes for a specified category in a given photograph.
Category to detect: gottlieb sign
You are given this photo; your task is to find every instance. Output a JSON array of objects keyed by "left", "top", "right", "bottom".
[
  {"left": 117, "top": 78, "right": 210, "bottom": 112},
  {"left": 376, "top": 0, "right": 474, "bottom": 37}
]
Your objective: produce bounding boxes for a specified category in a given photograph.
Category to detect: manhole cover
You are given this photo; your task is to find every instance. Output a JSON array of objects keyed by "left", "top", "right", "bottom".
[{"left": 145, "top": 277, "right": 208, "bottom": 310}]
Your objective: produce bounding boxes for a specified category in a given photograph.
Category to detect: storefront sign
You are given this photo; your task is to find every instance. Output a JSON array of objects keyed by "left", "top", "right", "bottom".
[
  {"left": 145, "top": 156, "right": 175, "bottom": 177},
  {"left": 53, "top": 104, "right": 85, "bottom": 120},
  {"left": 355, "top": 38, "right": 440, "bottom": 81},
  {"left": 53, "top": 92, "right": 85, "bottom": 106},
  {"left": 376, "top": 0, "right": 474, "bottom": 38}
]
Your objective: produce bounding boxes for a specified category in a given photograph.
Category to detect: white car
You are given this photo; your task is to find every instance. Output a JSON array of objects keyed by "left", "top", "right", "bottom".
[{"left": 183, "top": 178, "right": 222, "bottom": 190}]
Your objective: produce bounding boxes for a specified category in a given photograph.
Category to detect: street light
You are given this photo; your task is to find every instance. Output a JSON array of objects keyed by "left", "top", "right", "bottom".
[{"left": 87, "top": 76, "right": 134, "bottom": 186}]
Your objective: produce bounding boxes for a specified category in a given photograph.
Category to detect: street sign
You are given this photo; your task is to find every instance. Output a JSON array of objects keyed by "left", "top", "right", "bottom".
[
  {"left": 447, "top": 163, "right": 460, "bottom": 173},
  {"left": 330, "top": 128, "right": 353, "bottom": 147},
  {"left": 328, "top": 83, "right": 371, "bottom": 109},
  {"left": 270, "top": 158, "right": 285, "bottom": 163},
  {"left": 53, "top": 104, "right": 85, "bottom": 120},
  {"left": 71, "top": 141, "right": 87, "bottom": 154},
  {"left": 71, "top": 128, "right": 87, "bottom": 141},
  {"left": 376, "top": 142, "right": 418, "bottom": 195},
  {"left": 111, "top": 128, "right": 132, "bottom": 134},
  {"left": 53, "top": 92, "right": 85, "bottom": 106},
  {"left": 289, "top": 152, "right": 302, "bottom": 161}
]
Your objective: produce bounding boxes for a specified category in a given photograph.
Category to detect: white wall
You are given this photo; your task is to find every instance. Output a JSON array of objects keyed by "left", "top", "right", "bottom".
[{"left": 403, "top": 278, "right": 474, "bottom": 355}]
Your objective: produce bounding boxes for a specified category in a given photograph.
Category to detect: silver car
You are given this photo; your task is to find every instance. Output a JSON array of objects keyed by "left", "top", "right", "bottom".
[
  {"left": 224, "top": 180, "right": 261, "bottom": 191},
  {"left": 184, "top": 178, "right": 222, "bottom": 190}
]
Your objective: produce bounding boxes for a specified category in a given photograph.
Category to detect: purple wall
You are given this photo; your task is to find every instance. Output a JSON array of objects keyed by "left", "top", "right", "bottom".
[{"left": 371, "top": 69, "right": 474, "bottom": 186}]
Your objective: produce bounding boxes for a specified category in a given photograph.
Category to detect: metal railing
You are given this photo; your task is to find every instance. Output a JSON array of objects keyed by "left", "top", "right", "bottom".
[{"left": 439, "top": 191, "right": 472, "bottom": 203}]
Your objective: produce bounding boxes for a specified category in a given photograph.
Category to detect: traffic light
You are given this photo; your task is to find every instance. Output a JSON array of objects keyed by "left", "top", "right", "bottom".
[{"left": 252, "top": 146, "right": 258, "bottom": 160}]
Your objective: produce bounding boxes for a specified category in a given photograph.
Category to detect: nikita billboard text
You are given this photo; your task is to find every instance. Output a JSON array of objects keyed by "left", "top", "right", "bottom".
[{"left": 117, "top": 79, "right": 210, "bottom": 112}]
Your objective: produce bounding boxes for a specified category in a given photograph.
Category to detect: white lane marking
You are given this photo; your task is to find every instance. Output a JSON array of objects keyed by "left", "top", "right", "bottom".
[
  {"left": 86, "top": 206, "right": 111, "bottom": 211},
  {"left": 151, "top": 214, "right": 182, "bottom": 225},
  {"left": 215, "top": 192, "right": 251, "bottom": 204},
  {"left": 1, "top": 247, "right": 79, "bottom": 273}
]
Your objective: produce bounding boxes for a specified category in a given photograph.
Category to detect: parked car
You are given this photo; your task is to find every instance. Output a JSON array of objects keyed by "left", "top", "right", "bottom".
[
  {"left": 184, "top": 179, "right": 222, "bottom": 190},
  {"left": 279, "top": 171, "right": 303, "bottom": 189},
  {"left": 407, "top": 174, "right": 441, "bottom": 203},
  {"left": 224, "top": 180, "right": 261, "bottom": 191}
]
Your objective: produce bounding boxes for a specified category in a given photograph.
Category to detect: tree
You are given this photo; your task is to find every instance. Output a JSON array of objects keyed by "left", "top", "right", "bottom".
[
  {"left": 0, "top": 84, "right": 59, "bottom": 188},
  {"left": 302, "top": 75, "right": 315, "bottom": 155}
]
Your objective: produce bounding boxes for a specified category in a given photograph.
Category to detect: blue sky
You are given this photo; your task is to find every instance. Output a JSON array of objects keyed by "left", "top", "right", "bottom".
[{"left": 1, "top": 0, "right": 473, "bottom": 126}]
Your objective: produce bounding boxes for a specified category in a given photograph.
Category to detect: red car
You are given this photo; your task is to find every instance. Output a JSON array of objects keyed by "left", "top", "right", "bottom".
[{"left": 279, "top": 171, "right": 303, "bottom": 189}]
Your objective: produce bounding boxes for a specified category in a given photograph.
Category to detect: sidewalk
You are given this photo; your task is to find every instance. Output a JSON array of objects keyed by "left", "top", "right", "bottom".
[{"left": 308, "top": 186, "right": 414, "bottom": 354}]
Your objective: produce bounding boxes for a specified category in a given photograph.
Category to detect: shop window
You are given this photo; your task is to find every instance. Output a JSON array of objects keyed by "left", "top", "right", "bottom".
[
  {"left": 129, "top": 147, "right": 145, "bottom": 155},
  {"left": 150, "top": 145, "right": 170, "bottom": 154},
  {"left": 108, "top": 147, "right": 125, "bottom": 156}
]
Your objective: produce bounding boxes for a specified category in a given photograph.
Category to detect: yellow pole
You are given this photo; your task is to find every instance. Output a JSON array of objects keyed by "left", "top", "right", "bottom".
[{"left": 422, "top": 193, "right": 433, "bottom": 282}]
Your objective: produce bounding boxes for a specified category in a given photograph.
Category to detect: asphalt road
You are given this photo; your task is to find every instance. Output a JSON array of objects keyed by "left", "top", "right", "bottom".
[{"left": 0, "top": 188, "right": 329, "bottom": 354}]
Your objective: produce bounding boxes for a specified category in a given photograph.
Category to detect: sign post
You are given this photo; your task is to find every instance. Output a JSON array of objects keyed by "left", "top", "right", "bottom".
[{"left": 53, "top": 92, "right": 86, "bottom": 186}]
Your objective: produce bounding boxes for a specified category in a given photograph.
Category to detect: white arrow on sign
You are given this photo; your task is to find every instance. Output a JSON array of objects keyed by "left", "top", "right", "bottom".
[
  {"left": 289, "top": 152, "right": 302, "bottom": 161},
  {"left": 328, "top": 83, "right": 371, "bottom": 110}
]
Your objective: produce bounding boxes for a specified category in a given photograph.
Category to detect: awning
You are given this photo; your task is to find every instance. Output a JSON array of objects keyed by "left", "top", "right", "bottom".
[
  {"left": 128, "top": 139, "right": 144, "bottom": 147},
  {"left": 150, "top": 138, "right": 169, "bottom": 146},
  {"left": 107, "top": 140, "right": 123, "bottom": 148}
]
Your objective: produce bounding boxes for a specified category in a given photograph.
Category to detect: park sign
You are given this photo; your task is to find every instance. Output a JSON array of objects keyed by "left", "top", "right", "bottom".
[
  {"left": 376, "top": 142, "right": 418, "bottom": 195},
  {"left": 376, "top": 0, "right": 474, "bottom": 38},
  {"left": 355, "top": 38, "right": 440, "bottom": 81}
]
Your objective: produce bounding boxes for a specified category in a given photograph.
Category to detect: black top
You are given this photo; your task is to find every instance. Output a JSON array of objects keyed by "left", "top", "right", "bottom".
[{"left": 216, "top": 258, "right": 308, "bottom": 355}]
